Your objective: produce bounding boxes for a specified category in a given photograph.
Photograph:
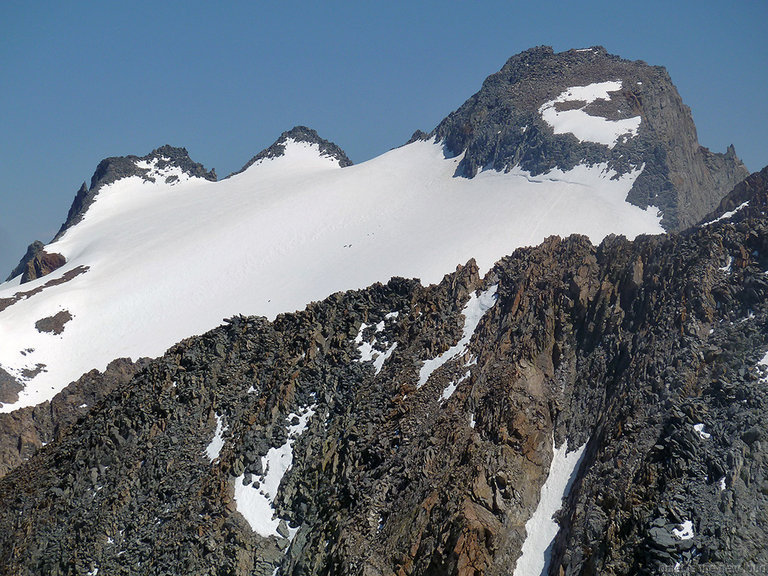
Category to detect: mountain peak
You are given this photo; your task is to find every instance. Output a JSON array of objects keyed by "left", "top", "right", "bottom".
[
  {"left": 431, "top": 46, "right": 748, "bottom": 230},
  {"left": 231, "top": 126, "right": 352, "bottom": 176},
  {"left": 53, "top": 146, "right": 216, "bottom": 241}
]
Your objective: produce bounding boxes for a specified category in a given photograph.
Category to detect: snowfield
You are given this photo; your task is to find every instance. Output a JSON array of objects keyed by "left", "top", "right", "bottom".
[
  {"left": 0, "top": 138, "right": 663, "bottom": 412},
  {"left": 539, "top": 80, "right": 641, "bottom": 148}
]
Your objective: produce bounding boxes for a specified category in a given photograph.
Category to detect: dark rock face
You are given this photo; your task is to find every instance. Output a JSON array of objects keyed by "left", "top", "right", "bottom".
[
  {"left": 19, "top": 250, "right": 67, "bottom": 284},
  {"left": 230, "top": 126, "right": 353, "bottom": 177},
  {"left": 430, "top": 46, "right": 749, "bottom": 231},
  {"left": 0, "top": 357, "right": 148, "bottom": 479},
  {"left": 5, "top": 240, "right": 44, "bottom": 281},
  {"left": 701, "top": 165, "right": 768, "bottom": 223},
  {"left": 1, "top": 168, "right": 767, "bottom": 575},
  {"left": 34, "top": 309, "right": 73, "bottom": 335},
  {"left": 52, "top": 145, "right": 217, "bottom": 241},
  {"left": 0, "top": 368, "right": 23, "bottom": 405},
  {"left": 5, "top": 240, "right": 66, "bottom": 284}
]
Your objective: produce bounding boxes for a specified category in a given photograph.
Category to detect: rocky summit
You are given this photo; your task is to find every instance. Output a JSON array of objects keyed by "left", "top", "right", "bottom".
[
  {"left": 0, "top": 47, "right": 765, "bottom": 576},
  {"left": 431, "top": 46, "right": 748, "bottom": 230}
]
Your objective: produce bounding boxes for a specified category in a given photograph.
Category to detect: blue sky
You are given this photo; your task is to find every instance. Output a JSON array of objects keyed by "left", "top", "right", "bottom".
[{"left": 1, "top": 0, "right": 766, "bottom": 276}]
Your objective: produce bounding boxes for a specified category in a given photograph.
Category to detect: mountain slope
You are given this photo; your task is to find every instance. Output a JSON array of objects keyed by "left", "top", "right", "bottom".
[
  {"left": 0, "top": 133, "right": 663, "bottom": 413},
  {"left": 1, "top": 167, "right": 766, "bottom": 575}
]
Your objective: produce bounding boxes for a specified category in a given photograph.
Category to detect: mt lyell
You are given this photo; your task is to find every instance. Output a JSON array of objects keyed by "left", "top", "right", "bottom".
[{"left": 0, "top": 47, "right": 764, "bottom": 576}]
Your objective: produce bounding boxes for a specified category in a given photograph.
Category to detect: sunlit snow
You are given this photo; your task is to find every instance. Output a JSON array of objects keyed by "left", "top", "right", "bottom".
[
  {"left": 704, "top": 201, "right": 749, "bottom": 225},
  {"left": 672, "top": 520, "right": 694, "bottom": 541},
  {"left": 693, "top": 423, "right": 710, "bottom": 440},
  {"left": 418, "top": 285, "right": 498, "bottom": 388},
  {"left": 539, "top": 81, "right": 641, "bottom": 148},
  {"left": 205, "top": 413, "right": 227, "bottom": 462},
  {"left": 440, "top": 371, "right": 470, "bottom": 402},
  {"left": 234, "top": 404, "right": 315, "bottom": 537},
  {"left": 513, "top": 439, "right": 587, "bottom": 576},
  {"left": 353, "top": 320, "right": 397, "bottom": 375},
  {"left": 0, "top": 138, "right": 663, "bottom": 412}
]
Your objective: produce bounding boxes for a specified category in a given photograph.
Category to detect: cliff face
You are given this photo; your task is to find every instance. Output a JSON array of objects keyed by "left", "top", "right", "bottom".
[
  {"left": 1, "top": 168, "right": 766, "bottom": 575},
  {"left": 431, "top": 46, "right": 749, "bottom": 230}
]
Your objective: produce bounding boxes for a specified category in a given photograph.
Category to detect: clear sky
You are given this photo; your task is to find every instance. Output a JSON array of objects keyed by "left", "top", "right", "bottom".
[{"left": 1, "top": 0, "right": 766, "bottom": 277}]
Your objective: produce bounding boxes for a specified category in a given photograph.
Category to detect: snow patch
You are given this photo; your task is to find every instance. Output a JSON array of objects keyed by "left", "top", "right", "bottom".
[
  {"left": 205, "top": 413, "right": 227, "bottom": 462},
  {"left": 693, "top": 423, "right": 710, "bottom": 440},
  {"left": 704, "top": 201, "right": 750, "bottom": 225},
  {"left": 354, "top": 317, "right": 397, "bottom": 375},
  {"left": 513, "top": 439, "right": 587, "bottom": 576},
  {"left": 672, "top": 520, "right": 694, "bottom": 540},
  {"left": 440, "top": 371, "right": 470, "bottom": 402},
  {"left": 418, "top": 285, "right": 497, "bottom": 388},
  {"left": 234, "top": 405, "right": 315, "bottom": 537},
  {"left": 718, "top": 256, "right": 733, "bottom": 274},
  {"left": 538, "top": 81, "right": 641, "bottom": 148}
]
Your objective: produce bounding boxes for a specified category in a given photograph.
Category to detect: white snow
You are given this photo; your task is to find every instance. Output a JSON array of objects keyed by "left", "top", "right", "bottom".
[
  {"left": 440, "top": 370, "right": 470, "bottom": 402},
  {"left": 704, "top": 201, "right": 750, "bottom": 225},
  {"left": 513, "top": 439, "right": 587, "bottom": 576},
  {"left": 672, "top": 520, "right": 694, "bottom": 540},
  {"left": 469, "top": 413, "right": 476, "bottom": 428},
  {"left": 758, "top": 351, "right": 768, "bottom": 383},
  {"left": 372, "top": 343, "right": 397, "bottom": 374},
  {"left": 718, "top": 476, "right": 727, "bottom": 491},
  {"left": 719, "top": 256, "right": 733, "bottom": 274},
  {"left": 418, "top": 285, "right": 498, "bottom": 388},
  {"left": 234, "top": 405, "right": 314, "bottom": 537},
  {"left": 353, "top": 320, "right": 397, "bottom": 375},
  {"left": 205, "top": 413, "right": 227, "bottom": 462},
  {"left": 538, "top": 81, "right": 641, "bottom": 148},
  {"left": 0, "top": 138, "right": 664, "bottom": 413},
  {"left": 693, "top": 423, "right": 711, "bottom": 440}
]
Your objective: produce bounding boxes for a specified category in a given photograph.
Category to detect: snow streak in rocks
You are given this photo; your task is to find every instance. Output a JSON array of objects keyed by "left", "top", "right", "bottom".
[
  {"left": 205, "top": 413, "right": 227, "bottom": 462},
  {"left": 418, "top": 285, "right": 498, "bottom": 388},
  {"left": 513, "top": 439, "right": 587, "bottom": 576},
  {"left": 234, "top": 404, "right": 315, "bottom": 537}
]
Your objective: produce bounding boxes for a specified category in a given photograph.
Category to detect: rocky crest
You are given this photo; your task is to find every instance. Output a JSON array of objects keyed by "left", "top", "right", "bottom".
[
  {"left": 1, "top": 167, "right": 767, "bottom": 574},
  {"left": 230, "top": 126, "right": 354, "bottom": 177},
  {"left": 430, "top": 46, "right": 748, "bottom": 230},
  {"left": 52, "top": 145, "right": 217, "bottom": 241},
  {"left": 5, "top": 241, "right": 66, "bottom": 284}
]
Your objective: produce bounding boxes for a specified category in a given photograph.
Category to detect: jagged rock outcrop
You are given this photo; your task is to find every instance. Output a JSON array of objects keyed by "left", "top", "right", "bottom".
[
  {"left": 52, "top": 145, "right": 217, "bottom": 241},
  {"left": 230, "top": 126, "right": 353, "bottom": 177},
  {"left": 20, "top": 250, "right": 66, "bottom": 283},
  {"left": 6, "top": 240, "right": 44, "bottom": 281},
  {"left": 701, "top": 165, "right": 768, "bottom": 223},
  {"left": 5, "top": 241, "right": 66, "bottom": 283},
  {"left": 0, "top": 357, "right": 149, "bottom": 478},
  {"left": 430, "top": 46, "right": 748, "bottom": 230},
  {"left": 0, "top": 168, "right": 766, "bottom": 575}
]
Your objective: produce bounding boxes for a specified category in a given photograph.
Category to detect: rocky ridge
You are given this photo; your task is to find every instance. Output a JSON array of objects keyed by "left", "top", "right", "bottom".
[
  {"left": 430, "top": 46, "right": 748, "bottom": 230},
  {"left": 5, "top": 240, "right": 67, "bottom": 284},
  {"left": 1, "top": 167, "right": 767, "bottom": 574}
]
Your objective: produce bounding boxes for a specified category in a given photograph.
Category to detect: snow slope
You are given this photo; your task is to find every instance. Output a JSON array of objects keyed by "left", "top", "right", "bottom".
[{"left": 0, "top": 138, "right": 663, "bottom": 412}]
